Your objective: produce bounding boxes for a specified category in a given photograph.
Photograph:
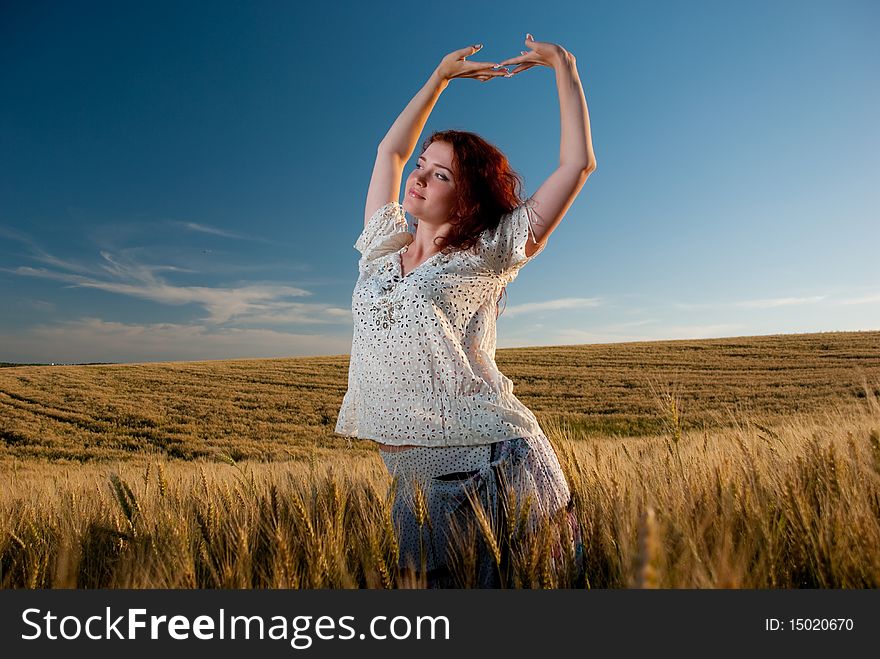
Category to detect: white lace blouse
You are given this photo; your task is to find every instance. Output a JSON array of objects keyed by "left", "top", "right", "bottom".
[{"left": 334, "top": 200, "right": 547, "bottom": 447}]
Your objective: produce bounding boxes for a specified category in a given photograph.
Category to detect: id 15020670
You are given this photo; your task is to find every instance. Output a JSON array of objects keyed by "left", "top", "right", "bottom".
[{"left": 765, "top": 618, "right": 854, "bottom": 631}]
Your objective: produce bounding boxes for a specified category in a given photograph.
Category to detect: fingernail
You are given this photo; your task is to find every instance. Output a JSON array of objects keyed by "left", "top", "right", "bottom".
[
  {"left": 474, "top": 43, "right": 482, "bottom": 50},
  {"left": 526, "top": 33, "right": 533, "bottom": 40}
]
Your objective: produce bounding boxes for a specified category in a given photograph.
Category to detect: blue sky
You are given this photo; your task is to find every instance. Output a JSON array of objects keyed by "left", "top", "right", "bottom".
[{"left": 1, "top": 0, "right": 877, "bottom": 364}]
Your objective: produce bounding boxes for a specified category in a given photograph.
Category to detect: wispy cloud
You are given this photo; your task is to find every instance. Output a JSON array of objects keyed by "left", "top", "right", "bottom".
[
  {"left": 499, "top": 322, "right": 747, "bottom": 349},
  {"left": 673, "top": 292, "right": 880, "bottom": 311},
  {"left": 503, "top": 297, "right": 602, "bottom": 317},
  {"left": 838, "top": 292, "right": 880, "bottom": 305},
  {"left": 613, "top": 318, "right": 660, "bottom": 328},
  {"left": 173, "top": 221, "right": 273, "bottom": 243},
  {"left": 733, "top": 296, "right": 826, "bottom": 309},
  {"left": 18, "top": 299, "right": 56, "bottom": 313},
  {"left": 0, "top": 318, "right": 352, "bottom": 364},
  {"left": 9, "top": 263, "right": 345, "bottom": 325},
  {"left": 674, "top": 295, "right": 827, "bottom": 310},
  {"left": 171, "top": 221, "right": 278, "bottom": 245},
  {"left": 0, "top": 225, "right": 40, "bottom": 248},
  {"left": 2, "top": 231, "right": 346, "bottom": 326},
  {"left": 0, "top": 225, "right": 100, "bottom": 276}
]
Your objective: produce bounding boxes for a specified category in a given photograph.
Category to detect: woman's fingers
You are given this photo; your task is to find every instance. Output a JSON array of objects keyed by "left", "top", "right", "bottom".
[
  {"left": 499, "top": 33, "right": 559, "bottom": 72},
  {"left": 458, "top": 61, "right": 508, "bottom": 77},
  {"left": 453, "top": 43, "right": 483, "bottom": 59},
  {"left": 497, "top": 53, "right": 543, "bottom": 75},
  {"left": 440, "top": 37, "right": 557, "bottom": 81},
  {"left": 462, "top": 59, "right": 502, "bottom": 70},
  {"left": 506, "top": 63, "right": 537, "bottom": 77},
  {"left": 464, "top": 68, "right": 509, "bottom": 80},
  {"left": 520, "top": 32, "right": 570, "bottom": 67},
  {"left": 497, "top": 52, "right": 532, "bottom": 67}
]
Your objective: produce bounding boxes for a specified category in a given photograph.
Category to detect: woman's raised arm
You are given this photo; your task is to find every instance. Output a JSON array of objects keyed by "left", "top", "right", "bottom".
[
  {"left": 499, "top": 34, "right": 597, "bottom": 256},
  {"left": 364, "top": 44, "right": 508, "bottom": 227}
]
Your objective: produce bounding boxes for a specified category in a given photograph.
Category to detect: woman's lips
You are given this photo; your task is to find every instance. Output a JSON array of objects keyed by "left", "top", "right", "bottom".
[{"left": 408, "top": 189, "right": 425, "bottom": 199}]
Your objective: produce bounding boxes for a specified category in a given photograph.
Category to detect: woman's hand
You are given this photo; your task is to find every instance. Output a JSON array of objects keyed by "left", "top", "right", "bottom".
[
  {"left": 498, "top": 33, "right": 573, "bottom": 76},
  {"left": 435, "top": 44, "right": 510, "bottom": 82}
]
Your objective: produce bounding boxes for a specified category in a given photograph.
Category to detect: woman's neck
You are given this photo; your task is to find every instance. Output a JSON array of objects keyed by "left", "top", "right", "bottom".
[{"left": 408, "top": 222, "right": 450, "bottom": 258}]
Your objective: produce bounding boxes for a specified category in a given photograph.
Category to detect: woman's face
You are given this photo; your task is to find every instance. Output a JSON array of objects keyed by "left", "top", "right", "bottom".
[{"left": 403, "top": 140, "right": 458, "bottom": 224}]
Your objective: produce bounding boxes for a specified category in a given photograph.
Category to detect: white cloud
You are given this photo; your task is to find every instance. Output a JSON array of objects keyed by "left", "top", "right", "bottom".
[
  {"left": 614, "top": 318, "right": 660, "bottom": 327},
  {"left": 733, "top": 296, "right": 826, "bottom": 309},
  {"left": 674, "top": 295, "right": 827, "bottom": 310},
  {"left": 176, "top": 221, "right": 270, "bottom": 243},
  {"left": 837, "top": 292, "right": 880, "bottom": 305},
  {"left": 673, "top": 291, "right": 880, "bottom": 311},
  {"left": 0, "top": 225, "right": 99, "bottom": 276},
  {"left": 502, "top": 297, "right": 602, "bottom": 317},
  {"left": 4, "top": 241, "right": 348, "bottom": 325},
  {"left": 17, "top": 299, "right": 56, "bottom": 313},
  {"left": 499, "top": 322, "right": 747, "bottom": 348}
]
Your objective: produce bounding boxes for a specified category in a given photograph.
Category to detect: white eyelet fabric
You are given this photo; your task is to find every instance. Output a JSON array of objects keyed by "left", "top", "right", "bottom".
[{"left": 334, "top": 200, "right": 547, "bottom": 447}]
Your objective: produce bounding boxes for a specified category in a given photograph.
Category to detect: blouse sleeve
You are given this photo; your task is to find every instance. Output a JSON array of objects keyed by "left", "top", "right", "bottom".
[
  {"left": 477, "top": 200, "right": 547, "bottom": 277},
  {"left": 354, "top": 202, "right": 409, "bottom": 260}
]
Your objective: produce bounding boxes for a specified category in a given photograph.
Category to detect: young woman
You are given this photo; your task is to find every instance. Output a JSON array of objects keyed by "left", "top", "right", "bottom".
[{"left": 335, "top": 34, "right": 596, "bottom": 587}]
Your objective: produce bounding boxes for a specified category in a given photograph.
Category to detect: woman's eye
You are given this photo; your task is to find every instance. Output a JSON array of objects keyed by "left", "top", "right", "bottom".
[{"left": 414, "top": 163, "right": 447, "bottom": 181}]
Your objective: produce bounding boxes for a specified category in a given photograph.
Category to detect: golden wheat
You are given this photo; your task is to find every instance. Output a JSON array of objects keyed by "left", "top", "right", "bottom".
[
  {"left": 1, "top": 330, "right": 879, "bottom": 588},
  {"left": 0, "top": 390, "right": 877, "bottom": 587}
]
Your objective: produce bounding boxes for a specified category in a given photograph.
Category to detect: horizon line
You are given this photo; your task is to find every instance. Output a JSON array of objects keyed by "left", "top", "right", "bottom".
[{"left": 2, "top": 328, "right": 877, "bottom": 368}]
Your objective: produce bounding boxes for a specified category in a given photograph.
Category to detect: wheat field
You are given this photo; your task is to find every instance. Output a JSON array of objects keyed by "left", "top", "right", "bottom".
[{"left": 1, "top": 329, "right": 879, "bottom": 588}]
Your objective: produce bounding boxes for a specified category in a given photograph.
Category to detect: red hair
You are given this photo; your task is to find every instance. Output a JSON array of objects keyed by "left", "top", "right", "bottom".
[{"left": 418, "top": 130, "right": 524, "bottom": 317}]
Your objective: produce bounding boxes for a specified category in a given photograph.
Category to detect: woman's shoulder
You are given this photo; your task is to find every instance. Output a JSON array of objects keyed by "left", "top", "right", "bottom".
[
  {"left": 471, "top": 202, "right": 543, "bottom": 275},
  {"left": 356, "top": 202, "right": 410, "bottom": 259}
]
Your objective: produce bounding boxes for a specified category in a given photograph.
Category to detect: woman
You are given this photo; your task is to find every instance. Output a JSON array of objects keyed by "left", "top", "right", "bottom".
[{"left": 335, "top": 34, "right": 597, "bottom": 587}]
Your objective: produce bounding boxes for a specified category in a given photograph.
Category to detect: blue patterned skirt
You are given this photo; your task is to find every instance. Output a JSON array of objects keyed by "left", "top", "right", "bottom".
[{"left": 380, "top": 434, "right": 583, "bottom": 587}]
